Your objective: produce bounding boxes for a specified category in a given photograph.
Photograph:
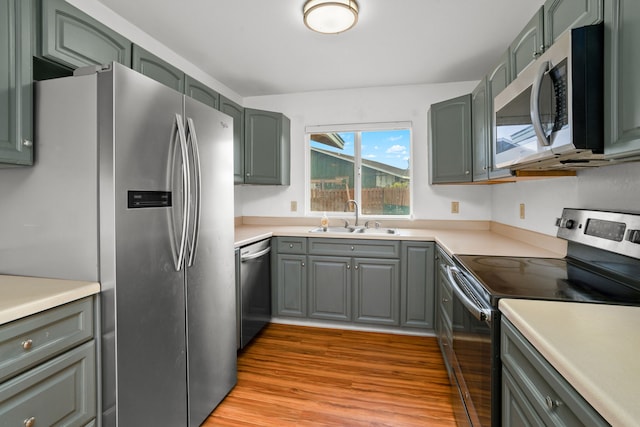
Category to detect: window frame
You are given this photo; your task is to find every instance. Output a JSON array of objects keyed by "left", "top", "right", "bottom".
[{"left": 305, "top": 121, "right": 413, "bottom": 219}]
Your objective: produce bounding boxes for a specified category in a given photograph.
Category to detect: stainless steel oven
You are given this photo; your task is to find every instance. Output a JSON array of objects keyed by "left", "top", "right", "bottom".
[{"left": 440, "top": 208, "right": 640, "bottom": 427}]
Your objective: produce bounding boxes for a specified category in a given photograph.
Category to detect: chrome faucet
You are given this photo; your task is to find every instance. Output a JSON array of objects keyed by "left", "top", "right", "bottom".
[{"left": 345, "top": 199, "right": 359, "bottom": 226}]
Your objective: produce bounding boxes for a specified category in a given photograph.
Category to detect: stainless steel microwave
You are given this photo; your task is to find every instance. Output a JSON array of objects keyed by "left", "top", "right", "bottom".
[{"left": 494, "top": 24, "right": 603, "bottom": 170}]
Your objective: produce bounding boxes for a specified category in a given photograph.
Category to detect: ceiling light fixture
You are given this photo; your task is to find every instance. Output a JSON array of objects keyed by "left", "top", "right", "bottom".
[{"left": 303, "top": 0, "right": 359, "bottom": 34}]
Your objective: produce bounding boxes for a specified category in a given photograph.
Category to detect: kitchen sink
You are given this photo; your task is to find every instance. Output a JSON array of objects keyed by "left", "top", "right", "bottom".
[
  {"left": 308, "top": 226, "right": 399, "bottom": 235},
  {"left": 309, "top": 226, "right": 359, "bottom": 233}
]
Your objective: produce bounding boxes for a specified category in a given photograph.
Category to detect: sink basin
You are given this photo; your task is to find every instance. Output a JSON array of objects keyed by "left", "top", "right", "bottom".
[
  {"left": 353, "top": 227, "right": 400, "bottom": 235},
  {"left": 309, "top": 226, "right": 358, "bottom": 233}
]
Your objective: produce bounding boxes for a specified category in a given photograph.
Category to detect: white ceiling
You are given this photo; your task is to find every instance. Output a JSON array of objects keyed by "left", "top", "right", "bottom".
[{"left": 96, "top": 0, "right": 545, "bottom": 97}]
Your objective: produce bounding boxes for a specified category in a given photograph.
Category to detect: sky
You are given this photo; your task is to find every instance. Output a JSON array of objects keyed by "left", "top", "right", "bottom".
[{"left": 311, "top": 129, "right": 411, "bottom": 170}]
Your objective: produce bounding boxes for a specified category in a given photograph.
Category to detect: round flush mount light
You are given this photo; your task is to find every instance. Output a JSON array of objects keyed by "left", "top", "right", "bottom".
[{"left": 303, "top": 0, "right": 359, "bottom": 34}]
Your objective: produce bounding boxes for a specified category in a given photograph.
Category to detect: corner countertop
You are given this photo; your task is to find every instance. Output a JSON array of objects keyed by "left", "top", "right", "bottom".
[
  {"left": 0, "top": 275, "right": 100, "bottom": 326},
  {"left": 500, "top": 299, "right": 640, "bottom": 427},
  {"left": 235, "top": 224, "right": 565, "bottom": 258}
]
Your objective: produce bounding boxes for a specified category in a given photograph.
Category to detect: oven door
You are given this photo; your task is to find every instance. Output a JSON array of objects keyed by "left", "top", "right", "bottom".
[{"left": 446, "top": 265, "right": 497, "bottom": 427}]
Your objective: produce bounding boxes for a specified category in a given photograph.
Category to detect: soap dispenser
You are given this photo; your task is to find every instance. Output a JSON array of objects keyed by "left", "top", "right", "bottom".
[{"left": 320, "top": 212, "right": 329, "bottom": 231}]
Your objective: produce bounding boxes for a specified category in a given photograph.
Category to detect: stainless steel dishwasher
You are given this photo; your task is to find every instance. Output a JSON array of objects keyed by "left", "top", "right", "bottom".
[{"left": 237, "top": 238, "right": 272, "bottom": 349}]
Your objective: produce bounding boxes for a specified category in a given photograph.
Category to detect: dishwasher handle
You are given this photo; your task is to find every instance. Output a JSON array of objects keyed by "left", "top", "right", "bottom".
[{"left": 240, "top": 246, "right": 271, "bottom": 262}]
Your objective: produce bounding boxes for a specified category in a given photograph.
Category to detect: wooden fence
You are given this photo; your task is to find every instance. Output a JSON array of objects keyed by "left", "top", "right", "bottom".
[{"left": 310, "top": 187, "right": 409, "bottom": 214}]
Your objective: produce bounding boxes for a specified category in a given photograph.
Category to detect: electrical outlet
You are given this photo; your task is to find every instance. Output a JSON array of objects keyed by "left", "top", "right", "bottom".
[
  {"left": 451, "top": 201, "right": 459, "bottom": 214},
  {"left": 290, "top": 201, "right": 297, "bottom": 212},
  {"left": 520, "top": 203, "right": 525, "bottom": 219}
]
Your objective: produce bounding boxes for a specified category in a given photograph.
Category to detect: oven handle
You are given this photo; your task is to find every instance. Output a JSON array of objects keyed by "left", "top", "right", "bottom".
[{"left": 446, "top": 265, "right": 492, "bottom": 325}]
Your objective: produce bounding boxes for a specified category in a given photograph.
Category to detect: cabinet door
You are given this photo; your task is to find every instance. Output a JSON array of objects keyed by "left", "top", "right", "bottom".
[
  {"left": 544, "top": 0, "right": 603, "bottom": 47},
  {"left": 472, "top": 77, "right": 490, "bottom": 182},
  {"left": 308, "top": 256, "right": 351, "bottom": 321},
  {"left": 39, "top": 0, "right": 131, "bottom": 69},
  {"left": 604, "top": 0, "right": 640, "bottom": 159},
  {"left": 184, "top": 75, "right": 219, "bottom": 109},
  {"left": 220, "top": 96, "right": 245, "bottom": 184},
  {"left": 244, "top": 108, "right": 291, "bottom": 185},
  {"left": 353, "top": 258, "right": 400, "bottom": 326},
  {"left": 510, "top": 7, "right": 544, "bottom": 79},
  {"left": 0, "top": 0, "right": 33, "bottom": 165},
  {"left": 401, "top": 242, "right": 435, "bottom": 329},
  {"left": 502, "top": 367, "right": 546, "bottom": 427},
  {"left": 274, "top": 254, "right": 307, "bottom": 317},
  {"left": 486, "top": 50, "right": 513, "bottom": 180},
  {"left": 132, "top": 45, "right": 184, "bottom": 93},
  {"left": 429, "top": 94, "right": 472, "bottom": 184}
]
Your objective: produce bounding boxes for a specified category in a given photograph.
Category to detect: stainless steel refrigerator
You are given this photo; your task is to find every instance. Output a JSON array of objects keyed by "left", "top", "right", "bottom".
[{"left": 0, "top": 62, "right": 236, "bottom": 426}]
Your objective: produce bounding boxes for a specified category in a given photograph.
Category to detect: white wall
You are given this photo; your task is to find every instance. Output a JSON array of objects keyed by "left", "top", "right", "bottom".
[
  {"left": 238, "top": 82, "right": 493, "bottom": 221},
  {"left": 492, "top": 162, "right": 640, "bottom": 235}
]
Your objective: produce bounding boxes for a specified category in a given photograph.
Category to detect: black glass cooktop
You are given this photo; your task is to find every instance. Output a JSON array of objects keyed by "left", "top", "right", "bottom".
[{"left": 454, "top": 255, "right": 640, "bottom": 307}]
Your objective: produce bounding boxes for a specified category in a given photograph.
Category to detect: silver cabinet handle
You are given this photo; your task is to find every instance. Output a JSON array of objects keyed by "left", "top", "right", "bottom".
[
  {"left": 350, "top": 246, "right": 355, "bottom": 251},
  {"left": 354, "top": 265, "right": 359, "bottom": 270},
  {"left": 545, "top": 395, "right": 562, "bottom": 410},
  {"left": 301, "top": 262, "right": 305, "bottom": 267},
  {"left": 347, "top": 264, "right": 351, "bottom": 269},
  {"left": 22, "top": 339, "right": 33, "bottom": 350},
  {"left": 22, "top": 139, "right": 33, "bottom": 147},
  {"left": 24, "top": 417, "right": 36, "bottom": 427},
  {"left": 289, "top": 244, "right": 294, "bottom": 248}
]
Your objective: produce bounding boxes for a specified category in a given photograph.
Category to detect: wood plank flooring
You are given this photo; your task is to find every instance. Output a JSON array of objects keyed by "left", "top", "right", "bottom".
[{"left": 204, "top": 323, "right": 456, "bottom": 426}]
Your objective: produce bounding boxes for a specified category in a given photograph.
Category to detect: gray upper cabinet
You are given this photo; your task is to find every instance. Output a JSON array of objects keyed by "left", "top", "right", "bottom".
[
  {"left": 510, "top": 7, "right": 545, "bottom": 79},
  {"left": 244, "top": 108, "right": 291, "bottom": 185},
  {"left": 400, "top": 242, "right": 435, "bottom": 329},
  {"left": 132, "top": 44, "right": 185, "bottom": 93},
  {"left": 38, "top": 0, "right": 131, "bottom": 69},
  {"left": 0, "top": 0, "right": 33, "bottom": 166},
  {"left": 472, "top": 77, "right": 490, "bottom": 182},
  {"left": 604, "top": 0, "right": 640, "bottom": 159},
  {"left": 184, "top": 75, "right": 220, "bottom": 109},
  {"left": 486, "top": 50, "right": 513, "bottom": 180},
  {"left": 544, "top": 0, "right": 603, "bottom": 48},
  {"left": 429, "top": 94, "right": 472, "bottom": 184},
  {"left": 220, "top": 96, "right": 245, "bottom": 184}
]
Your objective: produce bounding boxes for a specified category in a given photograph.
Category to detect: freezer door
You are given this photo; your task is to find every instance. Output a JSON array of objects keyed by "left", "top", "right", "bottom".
[
  {"left": 99, "top": 63, "right": 189, "bottom": 427},
  {"left": 183, "top": 96, "right": 237, "bottom": 426}
]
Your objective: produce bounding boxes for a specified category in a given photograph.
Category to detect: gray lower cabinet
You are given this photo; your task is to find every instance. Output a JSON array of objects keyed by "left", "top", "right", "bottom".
[
  {"left": 0, "top": 0, "right": 33, "bottom": 166},
  {"left": 308, "top": 255, "right": 352, "bottom": 321},
  {"left": 604, "top": 0, "right": 640, "bottom": 159},
  {"left": 510, "top": 7, "right": 545, "bottom": 79},
  {"left": 244, "top": 108, "right": 291, "bottom": 185},
  {"left": 400, "top": 242, "right": 435, "bottom": 329},
  {"left": 275, "top": 254, "right": 307, "bottom": 317},
  {"left": 434, "top": 246, "right": 454, "bottom": 380},
  {"left": 185, "top": 74, "right": 220, "bottom": 109},
  {"left": 132, "top": 44, "right": 185, "bottom": 93},
  {"left": 0, "top": 297, "right": 96, "bottom": 425},
  {"left": 428, "top": 94, "right": 472, "bottom": 184},
  {"left": 220, "top": 96, "right": 246, "bottom": 184},
  {"left": 544, "top": 0, "right": 603, "bottom": 47},
  {"left": 353, "top": 258, "right": 400, "bottom": 326},
  {"left": 501, "top": 317, "right": 608, "bottom": 427},
  {"left": 38, "top": 0, "right": 132, "bottom": 69}
]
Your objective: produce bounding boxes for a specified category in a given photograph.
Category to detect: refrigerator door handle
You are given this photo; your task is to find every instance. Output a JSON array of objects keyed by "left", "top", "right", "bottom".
[
  {"left": 173, "top": 113, "right": 191, "bottom": 271},
  {"left": 185, "top": 117, "right": 202, "bottom": 267}
]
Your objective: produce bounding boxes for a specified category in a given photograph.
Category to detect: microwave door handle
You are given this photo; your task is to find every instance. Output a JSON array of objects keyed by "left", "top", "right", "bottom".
[{"left": 530, "top": 60, "right": 551, "bottom": 147}]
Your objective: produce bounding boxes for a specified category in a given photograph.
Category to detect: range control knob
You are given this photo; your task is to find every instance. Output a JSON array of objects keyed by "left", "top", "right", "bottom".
[
  {"left": 627, "top": 229, "right": 640, "bottom": 244},
  {"left": 555, "top": 218, "right": 575, "bottom": 229}
]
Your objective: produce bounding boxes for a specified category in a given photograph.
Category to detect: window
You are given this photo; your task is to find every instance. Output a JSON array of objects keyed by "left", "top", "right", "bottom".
[{"left": 307, "top": 123, "right": 411, "bottom": 217}]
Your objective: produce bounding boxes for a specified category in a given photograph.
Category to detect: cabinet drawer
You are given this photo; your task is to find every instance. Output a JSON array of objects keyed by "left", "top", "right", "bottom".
[
  {"left": 0, "top": 297, "right": 93, "bottom": 382},
  {"left": 276, "top": 237, "right": 307, "bottom": 254},
  {"left": 308, "top": 238, "right": 399, "bottom": 258},
  {"left": 0, "top": 340, "right": 96, "bottom": 426},
  {"left": 501, "top": 319, "right": 608, "bottom": 426}
]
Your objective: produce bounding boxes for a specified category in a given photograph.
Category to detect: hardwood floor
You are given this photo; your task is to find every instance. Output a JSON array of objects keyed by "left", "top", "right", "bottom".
[{"left": 204, "top": 323, "right": 456, "bottom": 426}]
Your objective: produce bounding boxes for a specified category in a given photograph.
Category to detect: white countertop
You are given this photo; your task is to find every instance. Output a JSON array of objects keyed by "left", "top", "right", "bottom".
[
  {"left": 0, "top": 275, "right": 100, "bottom": 325},
  {"left": 235, "top": 224, "right": 564, "bottom": 258},
  {"left": 500, "top": 299, "right": 640, "bottom": 427}
]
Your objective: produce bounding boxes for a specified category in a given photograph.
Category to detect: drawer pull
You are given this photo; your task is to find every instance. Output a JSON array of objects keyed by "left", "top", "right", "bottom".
[
  {"left": 21, "top": 339, "right": 33, "bottom": 351},
  {"left": 350, "top": 246, "right": 355, "bottom": 251},
  {"left": 545, "top": 395, "right": 562, "bottom": 410},
  {"left": 289, "top": 244, "right": 294, "bottom": 248},
  {"left": 24, "top": 417, "right": 36, "bottom": 427}
]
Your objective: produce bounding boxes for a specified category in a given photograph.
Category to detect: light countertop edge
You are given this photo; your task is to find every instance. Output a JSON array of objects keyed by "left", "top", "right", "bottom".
[
  {"left": 0, "top": 275, "right": 100, "bottom": 325},
  {"left": 234, "top": 225, "right": 564, "bottom": 258},
  {"left": 499, "top": 299, "right": 640, "bottom": 427}
]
